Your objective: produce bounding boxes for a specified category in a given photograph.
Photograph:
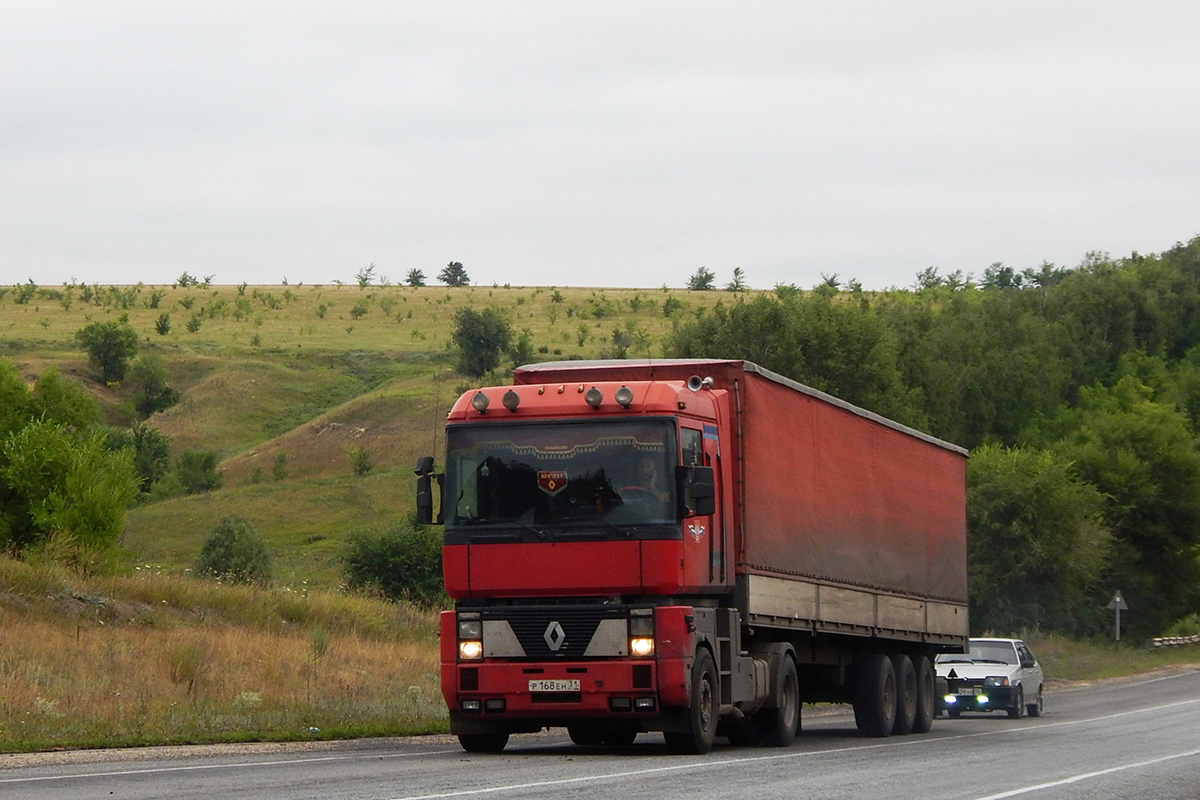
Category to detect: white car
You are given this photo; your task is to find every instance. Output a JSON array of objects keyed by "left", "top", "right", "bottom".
[{"left": 935, "top": 638, "right": 1044, "bottom": 718}]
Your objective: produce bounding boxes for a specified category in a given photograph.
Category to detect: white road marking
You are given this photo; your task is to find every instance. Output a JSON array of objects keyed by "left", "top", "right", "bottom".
[
  {"left": 968, "top": 748, "right": 1200, "bottom": 800},
  {"left": 0, "top": 748, "right": 460, "bottom": 784}
]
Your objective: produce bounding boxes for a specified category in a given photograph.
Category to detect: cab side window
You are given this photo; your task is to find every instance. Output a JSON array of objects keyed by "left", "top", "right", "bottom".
[{"left": 681, "top": 428, "right": 702, "bottom": 466}]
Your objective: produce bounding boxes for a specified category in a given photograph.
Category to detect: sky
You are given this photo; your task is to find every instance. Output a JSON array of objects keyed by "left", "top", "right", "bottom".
[{"left": 3, "top": 2, "right": 1199, "bottom": 291}]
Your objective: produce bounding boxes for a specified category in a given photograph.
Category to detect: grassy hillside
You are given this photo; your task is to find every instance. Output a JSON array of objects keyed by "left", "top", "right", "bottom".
[
  {"left": 1, "top": 281, "right": 732, "bottom": 585},
  {"left": 0, "top": 555, "right": 441, "bottom": 751}
]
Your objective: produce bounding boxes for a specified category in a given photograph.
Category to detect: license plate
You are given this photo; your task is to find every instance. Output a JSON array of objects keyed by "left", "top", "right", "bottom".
[
  {"left": 528, "top": 679, "right": 580, "bottom": 692},
  {"left": 957, "top": 687, "right": 981, "bottom": 696}
]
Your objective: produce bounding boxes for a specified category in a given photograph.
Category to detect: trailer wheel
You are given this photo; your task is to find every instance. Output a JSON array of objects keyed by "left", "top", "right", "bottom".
[
  {"left": 891, "top": 655, "right": 917, "bottom": 735},
  {"left": 754, "top": 655, "right": 800, "bottom": 747},
  {"left": 458, "top": 733, "right": 509, "bottom": 753},
  {"left": 911, "top": 655, "right": 936, "bottom": 733},
  {"left": 853, "top": 654, "right": 897, "bottom": 737},
  {"left": 664, "top": 649, "right": 718, "bottom": 754}
]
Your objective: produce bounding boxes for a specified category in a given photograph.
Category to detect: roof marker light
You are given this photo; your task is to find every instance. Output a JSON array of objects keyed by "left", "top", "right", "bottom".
[
  {"left": 471, "top": 392, "right": 490, "bottom": 413},
  {"left": 585, "top": 387, "right": 603, "bottom": 408},
  {"left": 502, "top": 390, "right": 520, "bottom": 411},
  {"left": 615, "top": 386, "right": 634, "bottom": 408}
]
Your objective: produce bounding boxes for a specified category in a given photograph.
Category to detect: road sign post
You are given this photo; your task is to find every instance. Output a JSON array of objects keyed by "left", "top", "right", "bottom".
[{"left": 1107, "top": 591, "right": 1128, "bottom": 648}]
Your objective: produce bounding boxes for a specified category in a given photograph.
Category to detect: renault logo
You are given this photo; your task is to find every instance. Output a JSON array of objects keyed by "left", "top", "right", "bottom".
[{"left": 543, "top": 621, "right": 566, "bottom": 651}]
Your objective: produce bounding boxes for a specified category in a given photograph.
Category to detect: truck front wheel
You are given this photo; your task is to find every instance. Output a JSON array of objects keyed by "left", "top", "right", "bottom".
[
  {"left": 853, "top": 654, "right": 897, "bottom": 737},
  {"left": 664, "top": 649, "right": 718, "bottom": 754}
]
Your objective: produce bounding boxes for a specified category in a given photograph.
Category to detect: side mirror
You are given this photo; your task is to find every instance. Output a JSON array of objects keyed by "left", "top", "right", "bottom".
[
  {"left": 677, "top": 465, "right": 716, "bottom": 518},
  {"left": 416, "top": 474, "right": 435, "bottom": 524},
  {"left": 414, "top": 456, "right": 443, "bottom": 525}
]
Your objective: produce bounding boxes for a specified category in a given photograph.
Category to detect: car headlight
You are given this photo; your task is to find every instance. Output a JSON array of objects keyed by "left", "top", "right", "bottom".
[{"left": 984, "top": 676, "right": 1010, "bottom": 687}]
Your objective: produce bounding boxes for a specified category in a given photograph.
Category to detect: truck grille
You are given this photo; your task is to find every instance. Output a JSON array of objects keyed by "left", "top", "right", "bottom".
[{"left": 483, "top": 606, "right": 627, "bottom": 659}]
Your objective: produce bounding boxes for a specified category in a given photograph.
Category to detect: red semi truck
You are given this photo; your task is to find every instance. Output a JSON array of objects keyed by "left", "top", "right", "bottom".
[{"left": 415, "top": 359, "right": 968, "bottom": 753}]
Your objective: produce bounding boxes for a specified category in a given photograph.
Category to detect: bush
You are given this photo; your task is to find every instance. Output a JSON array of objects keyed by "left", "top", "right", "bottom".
[
  {"left": 343, "top": 520, "right": 444, "bottom": 605},
  {"left": 176, "top": 449, "right": 223, "bottom": 494},
  {"left": 75, "top": 319, "right": 138, "bottom": 384},
  {"left": 348, "top": 446, "right": 373, "bottom": 476},
  {"left": 194, "top": 516, "right": 272, "bottom": 585}
]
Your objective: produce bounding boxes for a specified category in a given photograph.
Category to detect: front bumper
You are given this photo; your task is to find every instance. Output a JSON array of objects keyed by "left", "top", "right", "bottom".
[{"left": 942, "top": 682, "right": 1021, "bottom": 712}]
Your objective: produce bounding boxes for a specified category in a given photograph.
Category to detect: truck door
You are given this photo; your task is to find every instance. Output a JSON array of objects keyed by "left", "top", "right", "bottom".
[{"left": 681, "top": 426, "right": 724, "bottom": 588}]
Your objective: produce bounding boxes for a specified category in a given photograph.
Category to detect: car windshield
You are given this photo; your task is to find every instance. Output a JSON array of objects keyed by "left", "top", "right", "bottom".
[
  {"left": 444, "top": 418, "right": 677, "bottom": 529},
  {"left": 938, "top": 641, "right": 1018, "bottom": 665}
]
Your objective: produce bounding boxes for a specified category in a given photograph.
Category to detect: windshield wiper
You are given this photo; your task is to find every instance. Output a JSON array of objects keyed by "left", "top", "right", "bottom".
[
  {"left": 515, "top": 520, "right": 550, "bottom": 540},
  {"left": 592, "top": 517, "right": 636, "bottom": 538},
  {"left": 466, "top": 519, "right": 549, "bottom": 542}
]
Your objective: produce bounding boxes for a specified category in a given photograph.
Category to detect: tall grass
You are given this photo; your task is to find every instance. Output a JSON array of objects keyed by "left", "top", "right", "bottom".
[{"left": 0, "top": 556, "right": 443, "bottom": 752}]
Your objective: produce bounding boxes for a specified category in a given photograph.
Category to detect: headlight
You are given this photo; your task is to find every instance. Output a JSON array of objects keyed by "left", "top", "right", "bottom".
[
  {"left": 984, "top": 676, "right": 1010, "bottom": 687},
  {"left": 458, "top": 616, "right": 483, "bottom": 660},
  {"left": 629, "top": 612, "right": 654, "bottom": 657},
  {"left": 630, "top": 637, "right": 655, "bottom": 657}
]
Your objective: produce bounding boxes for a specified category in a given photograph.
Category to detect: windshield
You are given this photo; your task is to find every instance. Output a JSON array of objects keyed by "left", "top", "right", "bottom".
[
  {"left": 445, "top": 418, "right": 678, "bottom": 529},
  {"left": 937, "top": 641, "right": 1018, "bottom": 665}
]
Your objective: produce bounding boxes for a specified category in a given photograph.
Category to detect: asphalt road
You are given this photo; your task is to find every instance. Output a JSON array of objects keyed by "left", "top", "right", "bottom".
[{"left": 3, "top": 666, "right": 1198, "bottom": 800}]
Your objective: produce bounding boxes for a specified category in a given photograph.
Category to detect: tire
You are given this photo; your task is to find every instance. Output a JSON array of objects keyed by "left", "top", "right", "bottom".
[
  {"left": 1007, "top": 686, "right": 1025, "bottom": 719},
  {"left": 1027, "top": 687, "right": 1043, "bottom": 718},
  {"left": 569, "top": 722, "right": 638, "bottom": 746},
  {"left": 458, "top": 732, "right": 509, "bottom": 753},
  {"left": 754, "top": 655, "right": 800, "bottom": 747},
  {"left": 853, "top": 654, "right": 897, "bottom": 738},
  {"left": 664, "top": 649, "right": 719, "bottom": 754},
  {"left": 912, "top": 655, "right": 936, "bottom": 734},
  {"left": 601, "top": 723, "right": 639, "bottom": 746},
  {"left": 725, "top": 721, "right": 756, "bottom": 746},
  {"left": 568, "top": 725, "right": 605, "bottom": 746},
  {"left": 891, "top": 655, "right": 917, "bottom": 736}
]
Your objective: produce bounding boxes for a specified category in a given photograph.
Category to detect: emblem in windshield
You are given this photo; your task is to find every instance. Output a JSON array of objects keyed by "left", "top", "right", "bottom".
[{"left": 537, "top": 470, "right": 568, "bottom": 495}]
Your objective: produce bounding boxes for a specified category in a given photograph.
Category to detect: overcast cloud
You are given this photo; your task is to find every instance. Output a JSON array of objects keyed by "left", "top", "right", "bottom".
[{"left": 3, "top": 1, "right": 1198, "bottom": 290}]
